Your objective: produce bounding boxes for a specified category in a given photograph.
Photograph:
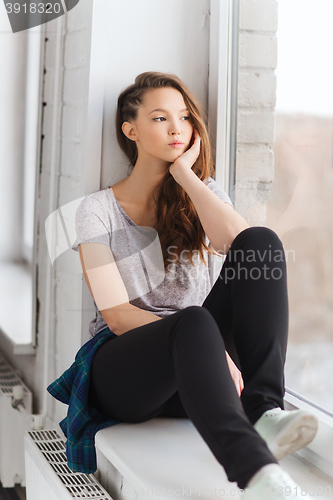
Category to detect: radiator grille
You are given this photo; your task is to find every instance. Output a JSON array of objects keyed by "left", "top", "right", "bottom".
[
  {"left": 26, "top": 430, "right": 112, "bottom": 499},
  {"left": 0, "top": 354, "right": 29, "bottom": 395},
  {"left": 36, "top": 440, "right": 66, "bottom": 453}
]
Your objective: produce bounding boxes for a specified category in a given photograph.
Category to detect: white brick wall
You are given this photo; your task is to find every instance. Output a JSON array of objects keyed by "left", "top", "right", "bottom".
[
  {"left": 33, "top": 0, "right": 94, "bottom": 423},
  {"left": 239, "top": 0, "right": 278, "bottom": 32},
  {"left": 236, "top": 0, "right": 278, "bottom": 226},
  {"left": 238, "top": 70, "right": 276, "bottom": 108},
  {"left": 239, "top": 34, "right": 277, "bottom": 68},
  {"left": 237, "top": 110, "right": 275, "bottom": 144}
]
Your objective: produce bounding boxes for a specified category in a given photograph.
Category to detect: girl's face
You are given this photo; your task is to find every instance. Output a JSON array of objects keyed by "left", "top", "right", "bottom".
[{"left": 127, "top": 87, "right": 194, "bottom": 164}]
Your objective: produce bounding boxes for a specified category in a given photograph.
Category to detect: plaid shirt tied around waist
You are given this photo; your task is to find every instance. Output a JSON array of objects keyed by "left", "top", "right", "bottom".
[{"left": 47, "top": 328, "right": 122, "bottom": 473}]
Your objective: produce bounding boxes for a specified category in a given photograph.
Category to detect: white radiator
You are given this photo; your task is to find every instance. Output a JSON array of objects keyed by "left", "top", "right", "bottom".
[
  {"left": 25, "top": 429, "right": 112, "bottom": 500},
  {"left": 0, "top": 352, "right": 32, "bottom": 487}
]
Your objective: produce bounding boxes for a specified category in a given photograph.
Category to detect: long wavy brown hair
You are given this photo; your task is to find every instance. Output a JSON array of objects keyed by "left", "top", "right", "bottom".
[{"left": 115, "top": 71, "right": 221, "bottom": 271}]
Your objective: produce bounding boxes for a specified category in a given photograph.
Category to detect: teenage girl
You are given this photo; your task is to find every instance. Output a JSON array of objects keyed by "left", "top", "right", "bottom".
[{"left": 68, "top": 72, "right": 319, "bottom": 499}]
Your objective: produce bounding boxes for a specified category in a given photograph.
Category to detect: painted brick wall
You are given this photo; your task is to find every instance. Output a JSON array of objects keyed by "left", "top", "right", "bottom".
[
  {"left": 35, "top": 0, "right": 94, "bottom": 423},
  {"left": 236, "top": 0, "right": 278, "bottom": 226}
]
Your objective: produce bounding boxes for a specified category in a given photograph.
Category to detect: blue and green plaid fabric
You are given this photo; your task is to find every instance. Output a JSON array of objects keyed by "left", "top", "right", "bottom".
[{"left": 47, "top": 327, "right": 122, "bottom": 473}]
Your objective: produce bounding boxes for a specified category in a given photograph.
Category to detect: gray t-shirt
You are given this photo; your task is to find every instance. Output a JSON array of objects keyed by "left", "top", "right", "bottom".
[{"left": 72, "top": 176, "right": 233, "bottom": 337}]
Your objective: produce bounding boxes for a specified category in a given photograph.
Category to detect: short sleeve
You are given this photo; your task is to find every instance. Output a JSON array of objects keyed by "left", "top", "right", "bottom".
[
  {"left": 204, "top": 177, "right": 234, "bottom": 208},
  {"left": 71, "top": 194, "right": 111, "bottom": 252}
]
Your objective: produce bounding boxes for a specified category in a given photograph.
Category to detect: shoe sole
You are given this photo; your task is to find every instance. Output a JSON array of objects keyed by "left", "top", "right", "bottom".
[{"left": 269, "top": 413, "right": 319, "bottom": 461}]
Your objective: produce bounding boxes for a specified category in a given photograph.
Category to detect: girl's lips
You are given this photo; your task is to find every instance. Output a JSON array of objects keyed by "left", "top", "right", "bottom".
[{"left": 169, "top": 143, "right": 184, "bottom": 148}]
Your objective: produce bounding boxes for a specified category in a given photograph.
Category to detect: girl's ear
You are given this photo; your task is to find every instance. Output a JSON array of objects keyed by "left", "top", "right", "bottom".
[{"left": 122, "top": 121, "right": 138, "bottom": 142}]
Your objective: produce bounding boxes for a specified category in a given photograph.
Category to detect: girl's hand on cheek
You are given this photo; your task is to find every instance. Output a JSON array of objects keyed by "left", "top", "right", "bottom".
[{"left": 169, "top": 128, "right": 201, "bottom": 184}]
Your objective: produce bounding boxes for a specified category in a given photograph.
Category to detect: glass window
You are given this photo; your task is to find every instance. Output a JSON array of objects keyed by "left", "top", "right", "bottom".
[
  {"left": 0, "top": 13, "right": 42, "bottom": 349},
  {"left": 267, "top": 0, "right": 333, "bottom": 415}
]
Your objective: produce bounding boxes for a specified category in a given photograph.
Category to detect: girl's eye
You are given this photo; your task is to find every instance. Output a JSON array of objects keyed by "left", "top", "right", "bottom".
[{"left": 153, "top": 116, "right": 190, "bottom": 122}]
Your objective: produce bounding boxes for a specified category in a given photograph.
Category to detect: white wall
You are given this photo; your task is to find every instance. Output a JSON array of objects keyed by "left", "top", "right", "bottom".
[{"left": 101, "top": 0, "right": 210, "bottom": 187}]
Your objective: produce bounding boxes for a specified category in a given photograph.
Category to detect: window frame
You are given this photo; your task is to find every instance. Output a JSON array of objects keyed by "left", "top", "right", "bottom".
[
  {"left": 0, "top": 23, "right": 44, "bottom": 354},
  {"left": 208, "top": 0, "right": 239, "bottom": 284},
  {"left": 22, "top": 25, "right": 43, "bottom": 266}
]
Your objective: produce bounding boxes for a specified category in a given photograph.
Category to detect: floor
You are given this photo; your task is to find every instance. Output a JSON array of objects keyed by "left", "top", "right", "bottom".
[{"left": 0, "top": 484, "right": 26, "bottom": 500}]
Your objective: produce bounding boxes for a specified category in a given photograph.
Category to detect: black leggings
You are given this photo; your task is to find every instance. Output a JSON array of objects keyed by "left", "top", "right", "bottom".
[{"left": 89, "top": 226, "right": 289, "bottom": 489}]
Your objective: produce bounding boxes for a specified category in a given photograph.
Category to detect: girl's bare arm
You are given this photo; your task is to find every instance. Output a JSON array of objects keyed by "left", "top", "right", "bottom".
[
  {"left": 78, "top": 243, "right": 161, "bottom": 336},
  {"left": 173, "top": 169, "right": 249, "bottom": 254},
  {"left": 169, "top": 129, "right": 249, "bottom": 254}
]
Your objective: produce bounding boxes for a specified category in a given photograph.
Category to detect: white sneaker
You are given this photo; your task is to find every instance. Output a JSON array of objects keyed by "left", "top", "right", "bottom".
[
  {"left": 241, "top": 467, "right": 315, "bottom": 499},
  {"left": 254, "top": 407, "right": 318, "bottom": 461}
]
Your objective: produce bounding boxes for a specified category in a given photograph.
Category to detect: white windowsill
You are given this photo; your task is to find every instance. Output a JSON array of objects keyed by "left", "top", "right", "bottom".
[
  {"left": 0, "top": 262, "right": 35, "bottom": 355},
  {"left": 95, "top": 411, "right": 333, "bottom": 500}
]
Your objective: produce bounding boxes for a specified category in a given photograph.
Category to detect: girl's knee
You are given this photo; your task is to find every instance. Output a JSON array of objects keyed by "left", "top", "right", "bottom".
[
  {"left": 168, "top": 307, "right": 224, "bottom": 354},
  {"left": 174, "top": 306, "right": 218, "bottom": 339},
  {"left": 231, "top": 226, "right": 284, "bottom": 252}
]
